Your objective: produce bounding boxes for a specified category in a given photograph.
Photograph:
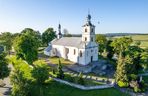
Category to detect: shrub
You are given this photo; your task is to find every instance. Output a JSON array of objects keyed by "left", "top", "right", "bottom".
[
  {"left": 56, "top": 59, "right": 64, "bottom": 79},
  {"left": 118, "top": 81, "right": 129, "bottom": 87},
  {"left": 130, "top": 74, "right": 138, "bottom": 81},
  {"left": 77, "top": 72, "right": 85, "bottom": 85},
  {"left": 65, "top": 75, "right": 75, "bottom": 83}
]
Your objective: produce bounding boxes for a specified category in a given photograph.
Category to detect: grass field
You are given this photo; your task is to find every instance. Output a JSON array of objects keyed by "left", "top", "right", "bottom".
[
  {"left": 49, "top": 57, "right": 74, "bottom": 65},
  {"left": 111, "top": 35, "right": 148, "bottom": 48},
  {"left": 31, "top": 80, "right": 129, "bottom": 96}
]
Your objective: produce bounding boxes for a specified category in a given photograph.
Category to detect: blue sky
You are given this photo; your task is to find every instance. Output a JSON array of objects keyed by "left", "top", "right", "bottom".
[{"left": 0, "top": 0, "right": 148, "bottom": 34}]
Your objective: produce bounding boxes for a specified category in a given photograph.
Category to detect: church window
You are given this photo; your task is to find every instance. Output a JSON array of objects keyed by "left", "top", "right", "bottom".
[
  {"left": 80, "top": 51, "right": 82, "bottom": 57},
  {"left": 91, "top": 28, "right": 93, "bottom": 32},
  {"left": 85, "top": 37, "right": 87, "bottom": 41},
  {"left": 91, "top": 37, "right": 93, "bottom": 42},
  {"left": 87, "top": 51, "right": 88, "bottom": 56},
  {"left": 74, "top": 49, "right": 76, "bottom": 55},
  {"left": 85, "top": 28, "right": 87, "bottom": 32}
]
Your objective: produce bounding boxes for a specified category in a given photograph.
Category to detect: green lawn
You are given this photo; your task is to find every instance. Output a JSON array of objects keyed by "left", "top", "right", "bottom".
[
  {"left": 49, "top": 57, "right": 74, "bottom": 65},
  {"left": 31, "top": 79, "right": 129, "bottom": 96}
]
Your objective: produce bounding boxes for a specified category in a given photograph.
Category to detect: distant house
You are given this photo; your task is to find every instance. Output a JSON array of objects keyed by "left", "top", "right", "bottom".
[{"left": 44, "top": 14, "right": 98, "bottom": 65}]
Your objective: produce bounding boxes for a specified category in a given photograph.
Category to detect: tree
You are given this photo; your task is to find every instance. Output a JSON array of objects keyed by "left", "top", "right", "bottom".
[
  {"left": 125, "top": 46, "right": 143, "bottom": 74},
  {"left": 106, "top": 40, "right": 114, "bottom": 60},
  {"left": 10, "top": 60, "right": 32, "bottom": 96},
  {"left": 115, "top": 57, "right": 129, "bottom": 83},
  {"left": 57, "top": 59, "right": 64, "bottom": 79},
  {"left": 95, "top": 34, "right": 107, "bottom": 55},
  {"left": 111, "top": 37, "right": 133, "bottom": 58},
  {"left": 140, "top": 49, "right": 148, "bottom": 70},
  {"left": 0, "top": 32, "right": 12, "bottom": 54},
  {"left": 21, "top": 28, "right": 42, "bottom": 47},
  {"left": 31, "top": 60, "right": 50, "bottom": 96},
  {"left": 42, "top": 28, "right": 56, "bottom": 46},
  {"left": 14, "top": 30, "right": 39, "bottom": 65},
  {"left": 63, "top": 29, "right": 72, "bottom": 37},
  {"left": 0, "top": 53, "right": 10, "bottom": 80}
]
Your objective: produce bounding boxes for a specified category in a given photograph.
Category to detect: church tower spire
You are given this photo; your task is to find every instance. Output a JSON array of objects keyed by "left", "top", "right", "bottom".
[
  {"left": 82, "top": 13, "right": 95, "bottom": 42},
  {"left": 57, "top": 23, "right": 62, "bottom": 39}
]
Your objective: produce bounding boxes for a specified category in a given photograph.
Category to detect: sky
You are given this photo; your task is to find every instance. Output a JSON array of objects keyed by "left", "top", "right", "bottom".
[{"left": 0, "top": 0, "right": 148, "bottom": 34}]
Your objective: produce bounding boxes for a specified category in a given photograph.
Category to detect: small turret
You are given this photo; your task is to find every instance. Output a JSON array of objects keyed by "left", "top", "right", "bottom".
[{"left": 57, "top": 24, "right": 62, "bottom": 39}]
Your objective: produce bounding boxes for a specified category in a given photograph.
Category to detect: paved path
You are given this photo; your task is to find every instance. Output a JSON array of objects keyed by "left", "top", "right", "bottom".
[{"left": 0, "top": 77, "right": 12, "bottom": 96}]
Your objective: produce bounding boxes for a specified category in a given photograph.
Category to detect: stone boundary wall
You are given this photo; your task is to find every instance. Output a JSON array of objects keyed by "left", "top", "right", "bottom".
[{"left": 52, "top": 77, "right": 114, "bottom": 90}]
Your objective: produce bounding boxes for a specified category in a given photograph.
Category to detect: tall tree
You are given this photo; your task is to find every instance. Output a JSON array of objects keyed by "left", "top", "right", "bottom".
[
  {"left": 31, "top": 60, "right": 50, "bottom": 96},
  {"left": 42, "top": 28, "right": 56, "bottom": 46},
  {"left": 57, "top": 59, "right": 64, "bottom": 79},
  {"left": 106, "top": 40, "right": 114, "bottom": 60},
  {"left": 14, "top": 29, "right": 39, "bottom": 65},
  {"left": 95, "top": 34, "right": 107, "bottom": 55},
  {"left": 115, "top": 57, "right": 129, "bottom": 82},
  {"left": 0, "top": 53, "right": 10, "bottom": 80}
]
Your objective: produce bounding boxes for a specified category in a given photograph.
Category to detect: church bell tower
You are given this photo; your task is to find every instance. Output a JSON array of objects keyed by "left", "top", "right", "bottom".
[{"left": 82, "top": 13, "right": 95, "bottom": 42}]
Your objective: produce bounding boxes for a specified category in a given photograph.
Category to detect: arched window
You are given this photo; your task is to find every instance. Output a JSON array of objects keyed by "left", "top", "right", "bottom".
[
  {"left": 85, "top": 28, "right": 87, "bottom": 32},
  {"left": 85, "top": 37, "right": 87, "bottom": 41},
  {"left": 91, "top": 37, "right": 93, "bottom": 42},
  {"left": 80, "top": 51, "right": 82, "bottom": 57},
  {"left": 74, "top": 49, "right": 76, "bottom": 55},
  {"left": 91, "top": 28, "right": 93, "bottom": 32}
]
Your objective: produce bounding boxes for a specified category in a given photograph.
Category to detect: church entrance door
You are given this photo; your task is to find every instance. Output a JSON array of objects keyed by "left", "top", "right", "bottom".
[{"left": 91, "top": 56, "right": 93, "bottom": 62}]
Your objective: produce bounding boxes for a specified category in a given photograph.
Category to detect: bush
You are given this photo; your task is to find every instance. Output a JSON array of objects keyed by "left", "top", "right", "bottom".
[
  {"left": 130, "top": 74, "right": 138, "bottom": 81},
  {"left": 118, "top": 81, "right": 129, "bottom": 87},
  {"left": 77, "top": 73, "right": 85, "bottom": 85},
  {"left": 64, "top": 75, "right": 75, "bottom": 83}
]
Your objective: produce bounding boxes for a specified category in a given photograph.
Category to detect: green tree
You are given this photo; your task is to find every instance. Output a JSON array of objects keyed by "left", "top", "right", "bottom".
[
  {"left": 57, "top": 59, "right": 64, "bottom": 79},
  {"left": 95, "top": 34, "right": 107, "bottom": 55},
  {"left": 140, "top": 49, "right": 148, "bottom": 70},
  {"left": 0, "top": 53, "right": 10, "bottom": 80},
  {"left": 42, "top": 28, "right": 56, "bottom": 46},
  {"left": 10, "top": 60, "right": 32, "bottom": 96},
  {"left": 115, "top": 57, "right": 129, "bottom": 83},
  {"left": 14, "top": 30, "right": 39, "bottom": 65},
  {"left": 31, "top": 60, "right": 50, "bottom": 96},
  {"left": 0, "top": 32, "right": 12, "bottom": 54},
  {"left": 125, "top": 46, "right": 143, "bottom": 74},
  {"left": 21, "top": 28, "right": 42, "bottom": 47},
  {"left": 111, "top": 37, "right": 133, "bottom": 58},
  {"left": 106, "top": 40, "right": 114, "bottom": 60}
]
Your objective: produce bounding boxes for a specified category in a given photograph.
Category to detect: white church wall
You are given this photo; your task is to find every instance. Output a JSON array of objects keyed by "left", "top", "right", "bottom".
[
  {"left": 52, "top": 45, "right": 65, "bottom": 57},
  {"left": 78, "top": 49, "right": 86, "bottom": 65},
  {"left": 66, "top": 46, "right": 78, "bottom": 63}
]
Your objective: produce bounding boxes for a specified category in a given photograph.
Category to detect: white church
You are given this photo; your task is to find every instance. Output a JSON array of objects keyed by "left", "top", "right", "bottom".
[{"left": 44, "top": 14, "right": 98, "bottom": 65}]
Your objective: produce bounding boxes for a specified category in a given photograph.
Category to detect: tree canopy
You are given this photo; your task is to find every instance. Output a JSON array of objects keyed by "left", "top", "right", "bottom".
[
  {"left": 42, "top": 28, "right": 56, "bottom": 46},
  {"left": 0, "top": 52, "right": 10, "bottom": 80},
  {"left": 95, "top": 34, "right": 107, "bottom": 55},
  {"left": 14, "top": 28, "right": 39, "bottom": 65}
]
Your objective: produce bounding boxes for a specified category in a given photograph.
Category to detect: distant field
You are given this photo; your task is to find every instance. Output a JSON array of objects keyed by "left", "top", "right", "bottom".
[{"left": 110, "top": 35, "right": 148, "bottom": 48}]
